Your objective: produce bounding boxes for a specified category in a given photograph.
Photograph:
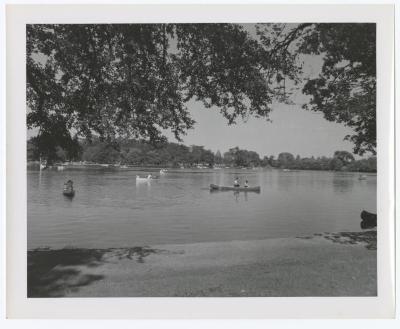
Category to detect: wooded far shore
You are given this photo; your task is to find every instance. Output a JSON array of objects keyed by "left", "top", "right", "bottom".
[{"left": 27, "top": 139, "right": 376, "bottom": 173}]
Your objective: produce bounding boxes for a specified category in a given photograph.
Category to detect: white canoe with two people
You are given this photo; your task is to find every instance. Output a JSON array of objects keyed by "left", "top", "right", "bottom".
[
  {"left": 136, "top": 175, "right": 152, "bottom": 182},
  {"left": 136, "top": 174, "right": 160, "bottom": 181}
]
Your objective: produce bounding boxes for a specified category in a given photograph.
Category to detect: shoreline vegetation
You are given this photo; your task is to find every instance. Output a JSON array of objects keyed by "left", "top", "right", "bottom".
[
  {"left": 27, "top": 139, "right": 377, "bottom": 173},
  {"left": 28, "top": 230, "right": 376, "bottom": 297}
]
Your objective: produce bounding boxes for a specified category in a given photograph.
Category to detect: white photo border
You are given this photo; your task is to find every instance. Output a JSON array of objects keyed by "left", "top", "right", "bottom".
[{"left": 6, "top": 3, "right": 395, "bottom": 319}]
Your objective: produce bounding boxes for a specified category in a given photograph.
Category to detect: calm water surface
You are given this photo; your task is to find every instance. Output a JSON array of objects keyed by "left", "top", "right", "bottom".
[{"left": 28, "top": 168, "right": 376, "bottom": 249}]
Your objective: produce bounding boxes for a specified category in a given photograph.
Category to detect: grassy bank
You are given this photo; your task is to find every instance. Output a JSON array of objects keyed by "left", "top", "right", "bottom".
[{"left": 28, "top": 231, "right": 376, "bottom": 297}]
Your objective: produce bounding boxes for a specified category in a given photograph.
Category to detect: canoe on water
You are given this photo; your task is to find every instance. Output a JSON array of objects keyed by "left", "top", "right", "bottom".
[
  {"left": 63, "top": 188, "right": 75, "bottom": 197},
  {"left": 136, "top": 175, "right": 159, "bottom": 181},
  {"left": 136, "top": 176, "right": 151, "bottom": 181},
  {"left": 210, "top": 184, "right": 261, "bottom": 192}
]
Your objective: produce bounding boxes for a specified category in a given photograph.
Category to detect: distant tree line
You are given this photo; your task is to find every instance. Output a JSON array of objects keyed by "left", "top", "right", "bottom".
[
  {"left": 27, "top": 138, "right": 376, "bottom": 172},
  {"left": 264, "top": 151, "right": 376, "bottom": 172}
]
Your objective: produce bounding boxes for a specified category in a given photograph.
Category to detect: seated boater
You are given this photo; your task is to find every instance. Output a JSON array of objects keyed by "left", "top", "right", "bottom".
[{"left": 64, "top": 180, "right": 73, "bottom": 190}]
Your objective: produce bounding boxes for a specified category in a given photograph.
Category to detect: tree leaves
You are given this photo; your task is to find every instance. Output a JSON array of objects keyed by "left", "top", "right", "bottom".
[
  {"left": 299, "top": 24, "right": 376, "bottom": 155},
  {"left": 27, "top": 23, "right": 377, "bottom": 159},
  {"left": 27, "top": 23, "right": 294, "bottom": 156}
]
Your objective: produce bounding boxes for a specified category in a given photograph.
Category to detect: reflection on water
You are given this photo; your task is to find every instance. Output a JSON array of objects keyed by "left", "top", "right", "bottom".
[
  {"left": 28, "top": 168, "right": 377, "bottom": 249},
  {"left": 332, "top": 173, "right": 355, "bottom": 194},
  {"left": 230, "top": 191, "right": 249, "bottom": 203}
]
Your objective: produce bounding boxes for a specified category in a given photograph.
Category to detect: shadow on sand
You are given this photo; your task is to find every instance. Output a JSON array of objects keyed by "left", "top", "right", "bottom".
[
  {"left": 297, "top": 230, "right": 377, "bottom": 251},
  {"left": 321, "top": 231, "right": 377, "bottom": 250},
  {"left": 28, "top": 246, "right": 160, "bottom": 297}
]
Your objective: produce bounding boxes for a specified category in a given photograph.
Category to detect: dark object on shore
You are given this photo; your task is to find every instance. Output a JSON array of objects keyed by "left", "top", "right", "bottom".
[
  {"left": 360, "top": 210, "right": 377, "bottom": 229},
  {"left": 210, "top": 184, "right": 261, "bottom": 192}
]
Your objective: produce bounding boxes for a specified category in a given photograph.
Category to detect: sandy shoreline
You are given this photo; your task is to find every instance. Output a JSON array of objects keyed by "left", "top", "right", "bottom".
[{"left": 28, "top": 231, "right": 376, "bottom": 297}]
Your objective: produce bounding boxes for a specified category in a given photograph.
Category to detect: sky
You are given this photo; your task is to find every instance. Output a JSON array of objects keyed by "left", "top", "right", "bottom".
[
  {"left": 27, "top": 100, "right": 356, "bottom": 158},
  {"left": 163, "top": 99, "right": 355, "bottom": 159}
]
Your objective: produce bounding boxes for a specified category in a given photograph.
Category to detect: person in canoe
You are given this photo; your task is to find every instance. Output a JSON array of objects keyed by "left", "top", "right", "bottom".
[
  {"left": 64, "top": 180, "right": 73, "bottom": 189},
  {"left": 234, "top": 177, "right": 240, "bottom": 187},
  {"left": 244, "top": 180, "right": 249, "bottom": 188},
  {"left": 63, "top": 180, "right": 75, "bottom": 196}
]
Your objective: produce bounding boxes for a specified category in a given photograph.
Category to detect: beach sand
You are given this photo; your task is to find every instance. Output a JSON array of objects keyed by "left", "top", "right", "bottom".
[{"left": 28, "top": 230, "right": 376, "bottom": 297}]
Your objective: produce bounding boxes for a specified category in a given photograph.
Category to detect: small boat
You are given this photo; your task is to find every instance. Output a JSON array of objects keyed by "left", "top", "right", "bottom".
[
  {"left": 40, "top": 163, "right": 47, "bottom": 170},
  {"left": 360, "top": 210, "right": 376, "bottom": 229},
  {"left": 39, "top": 157, "right": 47, "bottom": 170},
  {"left": 358, "top": 174, "right": 367, "bottom": 180},
  {"left": 57, "top": 165, "right": 65, "bottom": 171},
  {"left": 210, "top": 184, "right": 261, "bottom": 192},
  {"left": 63, "top": 188, "right": 75, "bottom": 197},
  {"left": 160, "top": 169, "right": 167, "bottom": 174},
  {"left": 63, "top": 180, "right": 75, "bottom": 197},
  {"left": 136, "top": 175, "right": 152, "bottom": 181}
]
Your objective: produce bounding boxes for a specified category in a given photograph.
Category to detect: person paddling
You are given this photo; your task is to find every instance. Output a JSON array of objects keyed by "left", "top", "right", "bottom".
[
  {"left": 64, "top": 180, "right": 73, "bottom": 190},
  {"left": 244, "top": 180, "right": 249, "bottom": 188},
  {"left": 63, "top": 180, "right": 75, "bottom": 197},
  {"left": 234, "top": 177, "right": 240, "bottom": 187}
]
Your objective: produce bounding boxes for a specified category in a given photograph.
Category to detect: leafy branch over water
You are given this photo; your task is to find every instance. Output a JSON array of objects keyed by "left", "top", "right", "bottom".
[{"left": 27, "top": 23, "right": 376, "bottom": 161}]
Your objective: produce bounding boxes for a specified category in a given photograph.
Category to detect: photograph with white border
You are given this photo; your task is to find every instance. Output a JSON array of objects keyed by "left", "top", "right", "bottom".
[{"left": 5, "top": 3, "right": 395, "bottom": 319}]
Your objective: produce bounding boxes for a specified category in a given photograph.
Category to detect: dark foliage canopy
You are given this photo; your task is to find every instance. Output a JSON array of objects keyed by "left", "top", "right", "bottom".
[
  {"left": 27, "top": 23, "right": 376, "bottom": 161},
  {"left": 298, "top": 24, "right": 376, "bottom": 155},
  {"left": 27, "top": 24, "right": 295, "bottom": 145}
]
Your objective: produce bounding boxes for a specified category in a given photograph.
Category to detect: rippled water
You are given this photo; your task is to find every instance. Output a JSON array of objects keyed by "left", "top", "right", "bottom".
[{"left": 27, "top": 168, "right": 377, "bottom": 249}]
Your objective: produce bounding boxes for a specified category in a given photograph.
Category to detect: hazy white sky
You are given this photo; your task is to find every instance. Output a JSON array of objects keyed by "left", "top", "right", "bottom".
[
  {"left": 163, "top": 99, "right": 355, "bottom": 159},
  {"left": 162, "top": 32, "right": 356, "bottom": 158},
  {"left": 27, "top": 99, "right": 356, "bottom": 158}
]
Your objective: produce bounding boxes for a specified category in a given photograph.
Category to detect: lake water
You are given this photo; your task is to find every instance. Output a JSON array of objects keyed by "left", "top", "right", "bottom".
[{"left": 27, "top": 168, "right": 377, "bottom": 249}]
